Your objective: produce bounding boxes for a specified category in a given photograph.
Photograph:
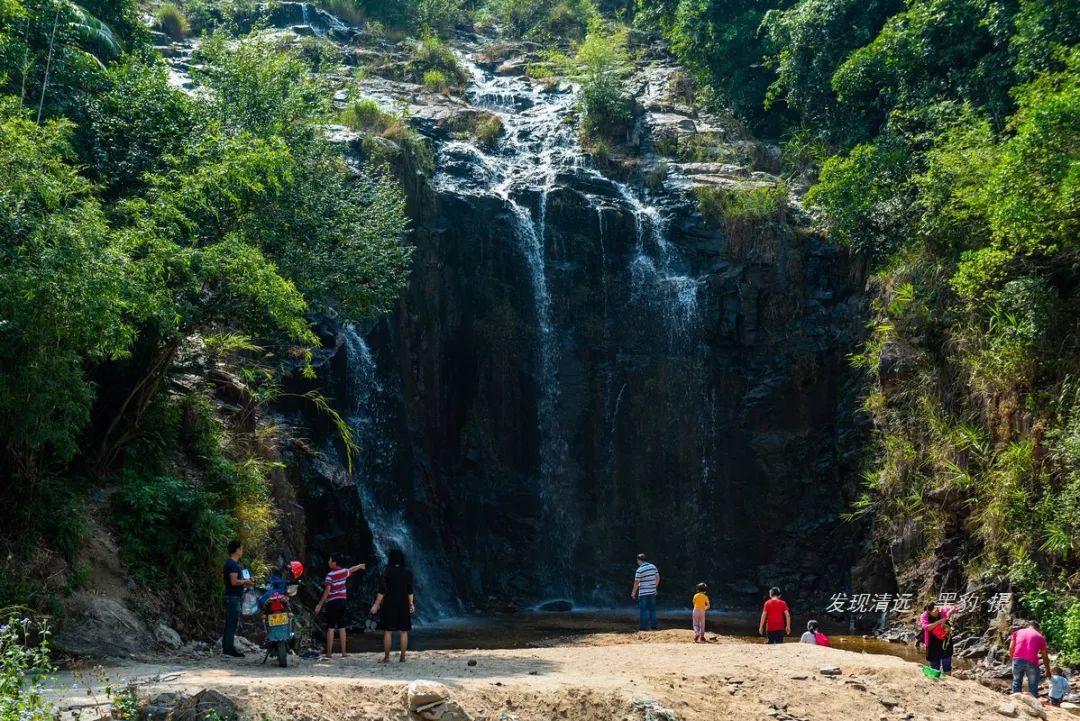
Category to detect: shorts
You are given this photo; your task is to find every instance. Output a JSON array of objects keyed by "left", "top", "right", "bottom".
[
  {"left": 325, "top": 599, "right": 347, "bottom": 630},
  {"left": 767, "top": 630, "right": 785, "bottom": 644}
]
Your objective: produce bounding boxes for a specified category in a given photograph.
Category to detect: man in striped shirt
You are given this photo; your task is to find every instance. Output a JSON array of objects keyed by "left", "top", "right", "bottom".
[
  {"left": 314, "top": 553, "right": 366, "bottom": 658},
  {"left": 631, "top": 553, "right": 660, "bottom": 631}
]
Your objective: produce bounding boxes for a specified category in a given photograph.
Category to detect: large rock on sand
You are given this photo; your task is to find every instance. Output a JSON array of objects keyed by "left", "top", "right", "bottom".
[
  {"left": 406, "top": 681, "right": 472, "bottom": 721},
  {"left": 1009, "top": 694, "right": 1047, "bottom": 719},
  {"left": 52, "top": 593, "right": 154, "bottom": 657}
]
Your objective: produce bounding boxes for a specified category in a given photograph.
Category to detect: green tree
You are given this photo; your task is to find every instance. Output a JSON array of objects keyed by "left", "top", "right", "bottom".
[
  {"left": 569, "top": 22, "right": 632, "bottom": 141},
  {"left": 0, "top": 107, "right": 137, "bottom": 485},
  {"left": 651, "top": 0, "right": 793, "bottom": 132},
  {"left": 831, "top": 0, "right": 1017, "bottom": 137},
  {"left": 805, "top": 141, "right": 914, "bottom": 260},
  {"left": 762, "top": 0, "right": 902, "bottom": 144}
]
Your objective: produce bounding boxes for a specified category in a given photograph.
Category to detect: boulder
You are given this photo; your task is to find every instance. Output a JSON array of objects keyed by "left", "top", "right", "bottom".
[
  {"left": 154, "top": 623, "right": 183, "bottom": 650},
  {"left": 172, "top": 690, "right": 239, "bottom": 721},
  {"left": 406, "top": 681, "right": 471, "bottom": 721},
  {"left": 495, "top": 58, "right": 527, "bottom": 76},
  {"left": 52, "top": 594, "right": 154, "bottom": 658},
  {"left": 630, "top": 697, "right": 681, "bottom": 721},
  {"left": 1009, "top": 694, "right": 1047, "bottom": 719}
]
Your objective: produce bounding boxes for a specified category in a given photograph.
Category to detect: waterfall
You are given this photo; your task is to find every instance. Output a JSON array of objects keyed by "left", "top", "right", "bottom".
[
  {"left": 300, "top": 1, "right": 309, "bottom": 24},
  {"left": 341, "top": 325, "right": 456, "bottom": 618},
  {"left": 615, "top": 185, "right": 703, "bottom": 346},
  {"left": 428, "top": 57, "right": 712, "bottom": 603}
]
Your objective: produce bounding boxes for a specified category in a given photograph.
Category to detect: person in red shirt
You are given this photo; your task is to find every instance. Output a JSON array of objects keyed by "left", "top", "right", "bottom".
[{"left": 759, "top": 586, "right": 791, "bottom": 644}]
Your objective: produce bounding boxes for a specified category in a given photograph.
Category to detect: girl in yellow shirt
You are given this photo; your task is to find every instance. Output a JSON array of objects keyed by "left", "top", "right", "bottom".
[{"left": 692, "top": 583, "right": 710, "bottom": 642}]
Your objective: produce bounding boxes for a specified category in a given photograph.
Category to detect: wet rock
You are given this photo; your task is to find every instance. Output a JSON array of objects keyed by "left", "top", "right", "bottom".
[
  {"left": 496, "top": 58, "right": 527, "bottom": 76},
  {"left": 960, "top": 642, "right": 990, "bottom": 658},
  {"left": 535, "top": 599, "right": 573, "bottom": 612},
  {"left": 154, "top": 623, "right": 183, "bottom": 650}
]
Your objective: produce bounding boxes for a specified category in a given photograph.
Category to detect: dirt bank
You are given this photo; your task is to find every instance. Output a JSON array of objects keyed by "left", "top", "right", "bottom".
[{"left": 51, "top": 632, "right": 1065, "bottom": 721}]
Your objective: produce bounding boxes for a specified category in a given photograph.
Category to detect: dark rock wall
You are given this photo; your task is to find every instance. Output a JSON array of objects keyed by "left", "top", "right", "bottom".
[
  {"left": 284, "top": 144, "right": 868, "bottom": 617},
  {"left": 296, "top": 165, "right": 870, "bottom": 613}
]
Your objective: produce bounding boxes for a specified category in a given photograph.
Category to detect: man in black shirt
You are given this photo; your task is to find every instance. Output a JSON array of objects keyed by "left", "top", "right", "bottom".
[{"left": 222, "top": 539, "right": 253, "bottom": 658}]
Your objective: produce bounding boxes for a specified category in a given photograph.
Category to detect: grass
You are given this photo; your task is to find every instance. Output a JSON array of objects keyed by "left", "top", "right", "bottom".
[
  {"left": 155, "top": 2, "right": 189, "bottom": 40},
  {"left": 407, "top": 35, "right": 467, "bottom": 91},
  {"left": 449, "top": 111, "right": 504, "bottom": 146},
  {"left": 473, "top": 113, "right": 503, "bottom": 144},
  {"left": 311, "top": 0, "right": 365, "bottom": 26},
  {"left": 694, "top": 183, "right": 788, "bottom": 225},
  {"left": 340, "top": 98, "right": 401, "bottom": 135},
  {"left": 423, "top": 69, "right": 449, "bottom": 93},
  {"left": 341, "top": 98, "right": 434, "bottom": 173},
  {"left": 694, "top": 183, "right": 790, "bottom": 261}
]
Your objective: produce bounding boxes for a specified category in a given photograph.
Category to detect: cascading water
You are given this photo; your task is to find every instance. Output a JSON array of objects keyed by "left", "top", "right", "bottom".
[
  {"left": 341, "top": 325, "right": 456, "bottom": 618},
  {"left": 433, "top": 64, "right": 585, "bottom": 597},
  {"left": 429, "top": 58, "right": 714, "bottom": 603}
]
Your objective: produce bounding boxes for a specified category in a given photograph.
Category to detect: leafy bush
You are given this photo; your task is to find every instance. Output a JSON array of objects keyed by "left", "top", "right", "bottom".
[
  {"left": 406, "top": 35, "right": 466, "bottom": 90},
  {"left": 0, "top": 616, "right": 53, "bottom": 721},
  {"left": 183, "top": 0, "right": 260, "bottom": 33},
  {"left": 473, "top": 113, "right": 504, "bottom": 145},
  {"left": 110, "top": 393, "right": 275, "bottom": 613},
  {"left": 423, "top": 69, "right": 449, "bottom": 92},
  {"left": 1022, "top": 591, "right": 1080, "bottom": 666},
  {"left": 449, "top": 111, "right": 504, "bottom": 146},
  {"left": 340, "top": 98, "right": 399, "bottom": 134},
  {"left": 559, "top": 23, "right": 631, "bottom": 143},
  {"left": 414, "top": 0, "right": 463, "bottom": 36},
  {"left": 480, "top": 0, "right": 597, "bottom": 40},
  {"left": 155, "top": 3, "right": 190, "bottom": 40}
]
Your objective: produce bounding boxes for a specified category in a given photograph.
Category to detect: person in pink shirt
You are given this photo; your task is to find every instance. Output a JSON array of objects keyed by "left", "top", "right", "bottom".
[
  {"left": 920, "top": 602, "right": 955, "bottom": 673},
  {"left": 1010, "top": 622, "right": 1053, "bottom": 697}
]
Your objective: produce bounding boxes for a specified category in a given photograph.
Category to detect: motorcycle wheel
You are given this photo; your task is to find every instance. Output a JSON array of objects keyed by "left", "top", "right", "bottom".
[{"left": 277, "top": 640, "right": 288, "bottom": 668}]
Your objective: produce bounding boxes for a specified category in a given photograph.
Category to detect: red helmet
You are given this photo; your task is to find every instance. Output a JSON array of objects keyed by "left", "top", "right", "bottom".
[{"left": 289, "top": 561, "right": 304, "bottom": 579}]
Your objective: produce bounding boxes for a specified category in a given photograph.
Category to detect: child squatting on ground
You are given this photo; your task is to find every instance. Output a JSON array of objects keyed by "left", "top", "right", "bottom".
[
  {"left": 692, "top": 583, "right": 710, "bottom": 642},
  {"left": 1049, "top": 666, "right": 1071, "bottom": 707}
]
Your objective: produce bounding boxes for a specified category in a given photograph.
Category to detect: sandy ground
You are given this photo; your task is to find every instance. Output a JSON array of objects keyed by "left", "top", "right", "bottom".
[{"left": 50, "top": 630, "right": 1070, "bottom": 721}]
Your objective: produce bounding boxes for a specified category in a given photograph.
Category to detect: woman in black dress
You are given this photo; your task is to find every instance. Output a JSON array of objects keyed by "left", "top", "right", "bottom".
[{"left": 370, "top": 548, "right": 414, "bottom": 663}]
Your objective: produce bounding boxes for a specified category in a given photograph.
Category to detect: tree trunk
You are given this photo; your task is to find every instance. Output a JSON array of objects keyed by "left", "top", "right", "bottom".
[
  {"left": 36, "top": 3, "right": 60, "bottom": 124},
  {"left": 95, "top": 336, "right": 181, "bottom": 472}
]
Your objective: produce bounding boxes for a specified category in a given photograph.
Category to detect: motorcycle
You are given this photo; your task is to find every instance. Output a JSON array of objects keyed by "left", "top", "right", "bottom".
[{"left": 258, "top": 561, "right": 304, "bottom": 667}]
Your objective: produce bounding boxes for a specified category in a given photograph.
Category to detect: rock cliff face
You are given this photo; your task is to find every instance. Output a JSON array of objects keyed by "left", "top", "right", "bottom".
[{"left": 278, "top": 26, "right": 869, "bottom": 617}]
